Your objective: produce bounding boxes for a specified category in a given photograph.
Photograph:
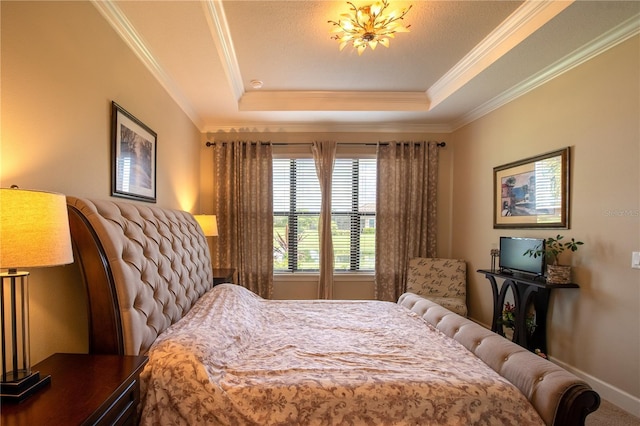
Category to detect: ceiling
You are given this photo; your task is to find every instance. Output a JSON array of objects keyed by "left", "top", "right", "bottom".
[{"left": 95, "top": 1, "right": 639, "bottom": 133}]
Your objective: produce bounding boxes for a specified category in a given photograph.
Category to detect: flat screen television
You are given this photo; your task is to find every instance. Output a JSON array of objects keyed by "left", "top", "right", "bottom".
[{"left": 499, "top": 237, "right": 545, "bottom": 277}]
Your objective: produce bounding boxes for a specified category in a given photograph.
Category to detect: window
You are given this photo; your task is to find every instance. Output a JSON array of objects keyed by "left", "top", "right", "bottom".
[{"left": 273, "top": 158, "right": 376, "bottom": 272}]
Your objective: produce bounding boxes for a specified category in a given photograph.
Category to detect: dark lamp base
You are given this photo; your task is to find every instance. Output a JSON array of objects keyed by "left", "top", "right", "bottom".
[{"left": 0, "top": 371, "right": 51, "bottom": 403}]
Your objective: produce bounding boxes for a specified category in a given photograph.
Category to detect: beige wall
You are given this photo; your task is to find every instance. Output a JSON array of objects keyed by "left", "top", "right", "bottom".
[
  {"left": 451, "top": 36, "right": 640, "bottom": 411},
  {"left": 1, "top": 1, "right": 202, "bottom": 363}
]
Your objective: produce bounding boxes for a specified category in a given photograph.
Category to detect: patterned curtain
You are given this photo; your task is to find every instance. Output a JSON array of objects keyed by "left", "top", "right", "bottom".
[
  {"left": 374, "top": 141, "right": 438, "bottom": 301},
  {"left": 211, "top": 141, "right": 274, "bottom": 299},
  {"left": 311, "top": 141, "right": 337, "bottom": 299}
]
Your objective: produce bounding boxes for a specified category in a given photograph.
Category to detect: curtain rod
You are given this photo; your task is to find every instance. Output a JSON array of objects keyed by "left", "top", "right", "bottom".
[{"left": 205, "top": 141, "right": 446, "bottom": 148}]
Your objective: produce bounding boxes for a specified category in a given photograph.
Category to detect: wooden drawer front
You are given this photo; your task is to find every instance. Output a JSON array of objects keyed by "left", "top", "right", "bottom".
[{"left": 90, "top": 379, "right": 139, "bottom": 426}]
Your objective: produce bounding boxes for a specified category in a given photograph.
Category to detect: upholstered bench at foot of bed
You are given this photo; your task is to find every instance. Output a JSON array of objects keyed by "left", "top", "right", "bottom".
[{"left": 397, "top": 292, "right": 600, "bottom": 426}]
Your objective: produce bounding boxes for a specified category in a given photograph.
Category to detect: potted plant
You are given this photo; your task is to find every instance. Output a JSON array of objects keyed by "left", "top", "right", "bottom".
[
  {"left": 524, "top": 235, "right": 584, "bottom": 283},
  {"left": 497, "top": 301, "right": 536, "bottom": 338}
]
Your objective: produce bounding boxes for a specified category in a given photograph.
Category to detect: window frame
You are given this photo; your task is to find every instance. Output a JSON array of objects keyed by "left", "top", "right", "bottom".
[{"left": 272, "top": 144, "right": 377, "bottom": 274}]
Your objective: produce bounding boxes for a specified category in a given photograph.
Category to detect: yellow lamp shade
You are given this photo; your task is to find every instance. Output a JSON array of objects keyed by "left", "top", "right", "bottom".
[
  {"left": 0, "top": 188, "right": 74, "bottom": 270},
  {"left": 194, "top": 214, "right": 218, "bottom": 237}
]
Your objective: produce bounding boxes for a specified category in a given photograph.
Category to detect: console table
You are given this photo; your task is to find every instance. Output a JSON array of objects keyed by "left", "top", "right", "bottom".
[{"left": 477, "top": 269, "right": 579, "bottom": 355}]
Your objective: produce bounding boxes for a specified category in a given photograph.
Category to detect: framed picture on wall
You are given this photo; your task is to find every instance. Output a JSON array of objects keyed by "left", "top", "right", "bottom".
[
  {"left": 493, "top": 147, "right": 570, "bottom": 229},
  {"left": 111, "top": 101, "right": 157, "bottom": 203}
]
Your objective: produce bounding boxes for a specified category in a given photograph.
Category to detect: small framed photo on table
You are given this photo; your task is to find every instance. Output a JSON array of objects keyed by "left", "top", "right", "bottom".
[{"left": 111, "top": 101, "right": 157, "bottom": 203}]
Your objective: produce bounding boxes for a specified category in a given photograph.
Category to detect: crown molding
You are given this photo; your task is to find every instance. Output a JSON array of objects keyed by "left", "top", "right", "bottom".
[
  {"left": 452, "top": 12, "right": 640, "bottom": 131},
  {"left": 427, "top": 0, "right": 573, "bottom": 110},
  {"left": 91, "top": 0, "right": 203, "bottom": 129},
  {"left": 202, "top": 0, "right": 244, "bottom": 101}
]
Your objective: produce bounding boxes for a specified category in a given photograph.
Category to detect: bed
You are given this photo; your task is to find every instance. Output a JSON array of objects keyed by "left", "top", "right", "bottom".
[{"left": 66, "top": 197, "right": 600, "bottom": 425}]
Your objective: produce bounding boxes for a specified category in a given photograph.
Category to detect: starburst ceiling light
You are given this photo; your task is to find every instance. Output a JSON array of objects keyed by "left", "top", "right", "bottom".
[{"left": 329, "top": 1, "right": 412, "bottom": 55}]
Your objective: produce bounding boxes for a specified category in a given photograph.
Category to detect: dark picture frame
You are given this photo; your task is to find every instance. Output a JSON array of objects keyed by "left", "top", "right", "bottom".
[
  {"left": 111, "top": 102, "right": 157, "bottom": 203},
  {"left": 494, "top": 147, "right": 570, "bottom": 229}
]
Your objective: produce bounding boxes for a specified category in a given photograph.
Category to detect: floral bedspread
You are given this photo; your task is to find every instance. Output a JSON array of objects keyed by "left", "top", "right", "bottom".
[{"left": 140, "top": 284, "right": 544, "bottom": 425}]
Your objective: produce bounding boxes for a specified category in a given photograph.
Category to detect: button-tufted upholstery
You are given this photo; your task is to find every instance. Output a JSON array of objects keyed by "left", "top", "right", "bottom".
[
  {"left": 398, "top": 292, "right": 600, "bottom": 426},
  {"left": 67, "top": 197, "right": 214, "bottom": 356},
  {"left": 406, "top": 257, "right": 468, "bottom": 316}
]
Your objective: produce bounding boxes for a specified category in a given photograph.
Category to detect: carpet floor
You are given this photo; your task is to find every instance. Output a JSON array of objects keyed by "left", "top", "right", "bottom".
[{"left": 586, "top": 399, "right": 640, "bottom": 426}]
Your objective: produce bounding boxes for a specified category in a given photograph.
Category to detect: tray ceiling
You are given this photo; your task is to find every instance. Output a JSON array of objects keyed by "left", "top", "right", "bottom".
[{"left": 95, "top": 0, "right": 639, "bottom": 133}]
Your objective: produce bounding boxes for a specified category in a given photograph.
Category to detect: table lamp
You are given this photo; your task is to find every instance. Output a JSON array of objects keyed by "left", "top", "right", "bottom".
[
  {"left": 0, "top": 186, "right": 74, "bottom": 402},
  {"left": 194, "top": 214, "right": 218, "bottom": 237}
]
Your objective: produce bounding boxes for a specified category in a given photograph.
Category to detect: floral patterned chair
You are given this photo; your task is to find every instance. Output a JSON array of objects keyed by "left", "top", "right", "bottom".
[{"left": 405, "top": 258, "right": 467, "bottom": 316}]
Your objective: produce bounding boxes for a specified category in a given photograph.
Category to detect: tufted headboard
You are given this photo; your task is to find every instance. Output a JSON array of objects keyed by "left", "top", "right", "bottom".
[{"left": 67, "top": 197, "right": 214, "bottom": 356}]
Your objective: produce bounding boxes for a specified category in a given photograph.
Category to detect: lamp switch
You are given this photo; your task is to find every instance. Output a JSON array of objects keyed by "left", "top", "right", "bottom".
[{"left": 632, "top": 252, "right": 640, "bottom": 269}]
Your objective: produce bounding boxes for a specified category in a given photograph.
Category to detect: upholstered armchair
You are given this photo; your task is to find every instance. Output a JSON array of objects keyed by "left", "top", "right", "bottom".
[{"left": 405, "top": 258, "right": 468, "bottom": 316}]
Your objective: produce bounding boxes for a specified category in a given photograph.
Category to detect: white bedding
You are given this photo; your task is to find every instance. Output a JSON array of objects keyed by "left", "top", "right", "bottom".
[{"left": 140, "top": 284, "right": 544, "bottom": 425}]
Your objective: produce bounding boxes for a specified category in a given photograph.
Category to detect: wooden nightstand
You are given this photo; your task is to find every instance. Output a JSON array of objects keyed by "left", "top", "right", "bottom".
[
  {"left": 213, "top": 268, "right": 236, "bottom": 286},
  {"left": 0, "top": 353, "right": 148, "bottom": 426}
]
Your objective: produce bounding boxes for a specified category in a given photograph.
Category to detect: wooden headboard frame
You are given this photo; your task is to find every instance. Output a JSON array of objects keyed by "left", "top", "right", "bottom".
[{"left": 67, "top": 197, "right": 214, "bottom": 356}]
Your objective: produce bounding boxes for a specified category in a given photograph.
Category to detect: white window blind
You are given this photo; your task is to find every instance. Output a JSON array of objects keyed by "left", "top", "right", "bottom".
[{"left": 273, "top": 158, "right": 376, "bottom": 272}]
